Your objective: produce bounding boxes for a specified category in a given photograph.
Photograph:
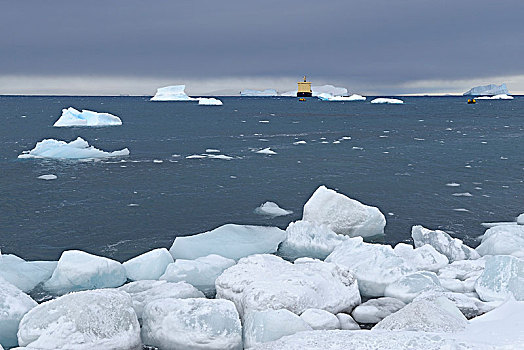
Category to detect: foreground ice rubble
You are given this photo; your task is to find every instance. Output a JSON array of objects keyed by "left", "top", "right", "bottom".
[
  {"left": 254, "top": 202, "right": 293, "bottom": 217},
  {"left": 476, "top": 224, "right": 524, "bottom": 258},
  {"left": 474, "top": 255, "right": 523, "bottom": 301},
  {"left": 18, "top": 137, "right": 129, "bottom": 159},
  {"left": 412, "top": 225, "right": 480, "bottom": 262},
  {"left": 0, "top": 254, "right": 56, "bottom": 292},
  {"left": 351, "top": 297, "right": 406, "bottom": 324},
  {"left": 53, "top": 107, "right": 122, "bottom": 127},
  {"left": 123, "top": 248, "right": 174, "bottom": 281},
  {"left": 150, "top": 85, "right": 197, "bottom": 101},
  {"left": 383, "top": 271, "right": 442, "bottom": 303},
  {"left": 300, "top": 308, "right": 340, "bottom": 330}
]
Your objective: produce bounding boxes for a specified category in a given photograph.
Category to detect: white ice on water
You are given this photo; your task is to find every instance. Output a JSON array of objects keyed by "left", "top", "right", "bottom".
[
  {"left": 198, "top": 97, "right": 223, "bottom": 105},
  {"left": 476, "top": 224, "right": 524, "bottom": 258},
  {"left": 463, "top": 83, "right": 508, "bottom": 96},
  {"left": 254, "top": 202, "right": 293, "bottom": 217},
  {"left": 18, "top": 137, "right": 129, "bottom": 159},
  {"left": 318, "top": 93, "right": 366, "bottom": 101},
  {"left": 241, "top": 89, "right": 278, "bottom": 97},
  {"left": 256, "top": 147, "right": 277, "bottom": 155},
  {"left": 37, "top": 174, "right": 57, "bottom": 180},
  {"left": 150, "top": 85, "right": 197, "bottom": 101},
  {"left": 370, "top": 98, "right": 404, "bottom": 104},
  {"left": 122, "top": 248, "right": 174, "bottom": 281},
  {"left": 475, "top": 94, "right": 513, "bottom": 100},
  {"left": 53, "top": 107, "right": 122, "bottom": 127}
]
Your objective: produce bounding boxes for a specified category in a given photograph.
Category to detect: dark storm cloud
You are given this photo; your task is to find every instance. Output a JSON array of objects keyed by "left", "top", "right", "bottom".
[{"left": 1, "top": 0, "right": 523, "bottom": 88}]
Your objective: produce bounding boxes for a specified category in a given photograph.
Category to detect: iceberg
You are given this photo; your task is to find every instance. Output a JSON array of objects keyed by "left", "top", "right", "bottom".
[
  {"left": 370, "top": 98, "right": 404, "bottom": 104},
  {"left": 18, "top": 137, "right": 129, "bottom": 160},
  {"left": 17, "top": 289, "right": 141, "bottom": 350},
  {"left": 0, "top": 254, "right": 56, "bottom": 292},
  {"left": 383, "top": 271, "right": 442, "bottom": 303},
  {"left": 393, "top": 243, "right": 449, "bottom": 272},
  {"left": 474, "top": 255, "right": 523, "bottom": 301},
  {"left": 281, "top": 85, "right": 348, "bottom": 97},
  {"left": 150, "top": 85, "right": 197, "bottom": 101},
  {"left": 170, "top": 224, "right": 286, "bottom": 261},
  {"left": 318, "top": 93, "right": 366, "bottom": 101},
  {"left": 215, "top": 254, "right": 361, "bottom": 319},
  {"left": 122, "top": 248, "right": 174, "bottom": 281},
  {"left": 475, "top": 94, "right": 513, "bottom": 100},
  {"left": 141, "top": 298, "right": 242, "bottom": 350},
  {"left": 53, "top": 107, "right": 122, "bottom": 127},
  {"left": 241, "top": 89, "right": 278, "bottom": 97},
  {"left": 300, "top": 309, "right": 340, "bottom": 330},
  {"left": 351, "top": 297, "right": 406, "bottom": 324},
  {"left": 198, "top": 97, "right": 223, "bottom": 106},
  {"left": 254, "top": 202, "right": 293, "bottom": 217},
  {"left": 476, "top": 225, "right": 524, "bottom": 258},
  {"left": 414, "top": 290, "right": 498, "bottom": 319},
  {"left": 44, "top": 250, "right": 126, "bottom": 295},
  {"left": 303, "top": 186, "right": 386, "bottom": 238},
  {"left": 463, "top": 83, "right": 508, "bottom": 96},
  {"left": 160, "top": 254, "right": 236, "bottom": 296}
]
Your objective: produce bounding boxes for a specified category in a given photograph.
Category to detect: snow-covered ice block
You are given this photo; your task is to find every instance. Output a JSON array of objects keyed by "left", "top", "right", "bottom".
[
  {"left": 0, "top": 277, "right": 37, "bottom": 349},
  {"left": 160, "top": 254, "right": 235, "bottom": 296},
  {"left": 123, "top": 248, "right": 173, "bottom": 281},
  {"left": 150, "top": 85, "right": 197, "bottom": 101},
  {"left": 300, "top": 309, "right": 340, "bottom": 330},
  {"left": 414, "top": 290, "right": 498, "bottom": 319},
  {"left": 326, "top": 238, "right": 414, "bottom": 297},
  {"left": 384, "top": 271, "right": 442, "bottom": 303},
  {"left": 18, "top": 137, "right": 129, "bottom": 160},
  {"left": 0, "top": 254, "right": 56, "bottom": 292},
  {"left": 393, "top": 243, "right": 448, "bottom": 272},
  {"left": 437, "top": 258, "right": 485, "bottom": 293},
  {"left": 118, "top": 280, "right": 204, "bottom": 321},
  {"left": 370, "top": 98, "right": 404, "bottom": 104},
  {"left": 170, "top": 224, "right": 286, "bottom": 261},
  {"left": 44, "top": 250, "right": 126, "bottom": 295},
  {"left": 475, "top": 94, "right": 514, "bottom": 100},
  {"left": 518, "top": 213, "right": 524, "bottom": 225},
  {"left": 198, "top": 97, "right": 223, "bottom": 105},
  {"left": 475, "top": 255, "right": 523, "bottom": 301},
  {"left": 254, "top": 202, "right": 293, "bottom": 217},
  {"left": 53, "top": 107, "right": 122, "bottom": 127},
  {"left": 17, "top": 289, "right": 140, "bottom": 350},
  {"left": 335, "top": 313, "right": 360, "bottom": 330},
  {"left": 411, "top": 225, "right": 480, "bottom": 262},
  {"left": 351, "top": 297, "right": 405, "bottom": 324},
  {"left": 303, "top": 186, "right": 386, "bottom": 238},
  {"left": 215, "top": 254, "right": 361, "bottom": 318},
  {"left": 374, "top": 296, "right": 467, "bottom": 332},
  {"left": 278, "top": 220, "right": 349, "bottom": 261},
  {"left": 240, "top": 89, "right": 278, "bottom": 97},
  {"left": 243, "top": 309, "right": 312, "bottom": 349},
  {"left": 463, "top": 83, "right": 508, "bottom": 96},
  {"left": 141, "top": 298, "right": 242, "bottom": 350},
  {"left": 476, "top": 225, "right": 524, "bottom": 258}
]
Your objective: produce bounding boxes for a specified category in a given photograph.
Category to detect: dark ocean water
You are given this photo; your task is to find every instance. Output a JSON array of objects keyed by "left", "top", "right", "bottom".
[{"left": 1, "top": 96, "right": 522, "bottom": 262}]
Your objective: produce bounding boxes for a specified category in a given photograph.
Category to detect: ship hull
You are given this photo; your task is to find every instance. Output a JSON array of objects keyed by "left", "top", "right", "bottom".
[{"left": 297, "top": 92, "right": 312, "bottom": 97}]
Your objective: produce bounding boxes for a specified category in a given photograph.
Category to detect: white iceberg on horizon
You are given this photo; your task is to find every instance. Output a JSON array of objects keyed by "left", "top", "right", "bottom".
[
  {"left": 475, "top": 94, "right": 513, "bottom": 100},
  {"left": 150, "top": 85, "right": 197, "bottom": 101},
  {"left": 53, "top": 107, "right": 122, "bottom": 127},
  {"left": 370, "top": 98, "right": 404, "bottom": 104},
  {"left": 464, "top": 83, "right": 508, "bottom": 96},
  {"left": 198, "top": 97, "right": 223, "bottom": 105},
  {"left": 241, "top": 89, "right": 278, "bottom": 97},
  {"left": 18, "top": 137, "right": 129, "bottom": 160},
  {"left": 318, "top": 93, "right": 366, "bottom": 101}
]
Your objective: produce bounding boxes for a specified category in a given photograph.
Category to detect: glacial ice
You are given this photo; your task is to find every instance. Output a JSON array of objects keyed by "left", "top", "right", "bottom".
[
  {"left": 411, "top": 225, "right": 480, "bottom": 262},
  {"left": 17, "top": 289, "right": 141, "bottom": 350},
  {"left": 351, "top": 297, "right": 406, "bottom": 324},
  {"left": 18, "top": 137, "right": 129, "bottom": 160},
  {"left": 160, "top": 254, "right": 235, "bottom": 296},
  {"left": 254, "top": 202, "right": 293, "bottom": 217},
  {"left": 302, "top": 186, "right": 386, "bottom": 238},
  {"left": 215, "top": 254, "right": 361, "bottom": 318},
  {"left": 476, "top": 225, "right": 524, "bottom": 258},
  {"left": 243, "top": 309, "right": 312, "bottom": 348},
  {"left": 169, "top": 224, "right": 286, "bottom": 261},
  {"left": 475, "top": 94, "right": 513, "bottom": 100},
  {"left": 118, "top": 280, "right": 204, "bottom": 320},
  {"left": 198, "top": 97, "right": 223, "bottom": 105},
  {"left": 463, "top": 83, "right": 508, "bottom": 96},
  {"left": 53, "top": 107, "right": 122, "bottom": 127},
  {"left": 150, "top": 85, "right": 197, "bottom": 101},
  {"left": 281, "top": 85, "right": 348, "bottom": 97},
  {"left": 241, "top": 89, "right": 278, "bottom": 97},
  {"left": 0, "top": 254, "right": 56, "bottom": 292},
  {"left": 370, "top": 98, "right": 404, "bottom": 104},
  {"left": 37, "top": 174, "right": 57, "bottom": 180},
  {"left": 122, "top": 248, "right": 174, "bottom": 281},
  {"left": 474, "top": 255, "right": 523, "bottom": 301},
  {"left": 300, "top": 309, "right": 340, "bottom": 330},
  {"left": 335, "top": 313, "right": 360, "bottom": 330},
  {"left": 383, "top": 271, "right": 442, "bottom": 303},
  {"left": 141, "top": 298, "right": 242, "bottom": 350},
  {"left": 44, "top": 250, "right": 126, "bottom": 295},
  {"left": 318, "top": 93, "right": 366, "bottom": 101},
  {"left": 278, "top": 220, "right": 349, "bottom": 261},
  {"left": 0, "top": 277, "right": 37, "bottom": 349},
  {"left": 393, "top": 243, "right": 448, "bottom": 272}
]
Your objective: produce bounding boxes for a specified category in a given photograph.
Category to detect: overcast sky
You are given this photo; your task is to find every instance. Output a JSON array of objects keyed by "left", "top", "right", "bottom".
[{"left": 1, "top": 0, "right": 523, "bottom": 95}]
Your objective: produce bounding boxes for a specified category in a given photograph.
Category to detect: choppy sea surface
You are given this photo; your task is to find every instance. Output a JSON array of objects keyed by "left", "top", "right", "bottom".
[{"left": 1, "top": 96, "right": 522, "bottom": 261}]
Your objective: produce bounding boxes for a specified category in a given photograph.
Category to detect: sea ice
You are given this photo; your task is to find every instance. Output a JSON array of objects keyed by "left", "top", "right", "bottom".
[
  {"left": 278, "top": 220, "right": 349, "bottom": 261},
  {"left": 351, "top": 297, "right": 406, "bottom": 324},
  {"left": 318, "top": 93, "right": 366, "bottom": 101},
  {"left": 198, "top": 97, "right": 223, "bottom": 105},
  {"left": 122, "top": 248, "right": 174, "bottom": 281},
  {"left": 170, "top": 224, "right": 286, "bottom": 261},
  {"left": 474, "top": 255, "right": 523, "bottom": 301},
  {"left": 370, "top": 98, "right": 404, "bottom": 104},
  {"left": 302, "top": 186, "right": 386, "bottom": 238},
  {"left": 411, "top": 225, "right": 480, "bottom": 262},
  {"left": 254, "top": 202, "right": 293, "bottom": 217},
  {"left": 141, "top": 298, "right": 242, "bottom": 350},
  {"left": 0, "top": 277, "right": 37, "bottom": 349},
  {"left": 160, "top": 254, "right": 235, "bottom": 296},
  {"left": 475, "top": 94, "right": 514, "bottom": 100},
  {"left": 18, "top": 137, "right": 129, "bottom": 160},
  {"left": 256, "top": 147, "right": 277, "bottom": 155},
  {"left": 44, "top": 250, "right": 126, "bottom": 295},
  {"left": 300, "top": 309, "right": 340, "bottom": 330},
  {"left": 215, "top": 254, "right": 361, "bottom": 319},
  {"left": 335, "top": 313, "right": 360, "bottom": 330},
  {"left": 118, "top": 280, "right": 204, "bottom": 321},
  {"left": 53, "top": 107, "right": 122, "bottom": 127},
  {"left": 0, "top": 254, "right": 56, "bottom": 292},
  {"left": 17, "top": 289, "right": 141, "bottom": 350},
  {"left": 463, "top": 83, "right": 508, "bottom": 96},
  {"left": 37, "top": 174, "right": 57, "bottom": 180},
  {"left": 241, "top": 89, "right": 278, "bottom": 97},
  {"left": 383, "top": 271, "right": 442, "bottom": 303},
  {"left": 150, "top": 85, "right": 197, "bottom": 101},
  {"left": 242, "top": 309, "right": 312, "bottom": 348},
  {"left": 476, "top": 225, "right": 524, "bottom": 258},
  {"left": 393, "top": 243, "right": 449, "bottom": 272}
]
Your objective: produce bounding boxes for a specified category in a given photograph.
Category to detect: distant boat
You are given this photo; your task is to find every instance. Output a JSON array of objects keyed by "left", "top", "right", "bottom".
[
  {"left": 297, "top": 76, "right": 312, "bottom": 97},
  {"left": 467, "top": 99, "right": 476, "bottom": 104}
]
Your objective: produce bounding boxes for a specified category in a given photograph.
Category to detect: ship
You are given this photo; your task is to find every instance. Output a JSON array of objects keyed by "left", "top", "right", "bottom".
[{"left": 297, "top": 76, "right": 312, "bottom": 97}]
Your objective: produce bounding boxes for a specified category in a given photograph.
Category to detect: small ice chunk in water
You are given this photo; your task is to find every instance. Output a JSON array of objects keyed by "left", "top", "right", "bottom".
[
  {"left": 198, "top": 97, "right": 223, "bottom": 105},
  {"left": 123, "top": 248, "right": 174, "bottom": 281},
  {"left": 18, "top": 137, "right": 129, "bottom": 159},
  {"left": 452, "top": 192, "right": 473, "bottom": 197},
  {"left": 300, "top": 309, "right": 340, "bottom": 330},
  {"left": 37, "top": 174, "right": 57, "bottom": 180},
  {"left": 293, "top": 140, "right": 307, "bottom": 145},
  {"left": 206, "top": 149, "right": 220, "bottom": 153},
  {"left": 370, "top": 98, "right": 404, "bottom": 104},
  {"left": 256, "top": 147, "right": 277, "bottom": 155},
  {"left": 254, "top": 201, "right": 293, "bottom": 217}
]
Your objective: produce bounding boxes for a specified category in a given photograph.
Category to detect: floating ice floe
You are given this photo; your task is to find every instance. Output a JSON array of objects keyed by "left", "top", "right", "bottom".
[
  {"left": 241, "top": 89, "right": 278, "bottom": 97},
  {"left": 160, "top": 254, "right": 236, "bottom": 296},
  {"left": 351, "top": 297, "right": 406, "bottom": 324},
  {"left": 53, "top": 107, "right": 122, "bottom": 127},
  {"left": 141, "top": 298, "right": 242, "bottom": 350},
  {"left": 475, "top": 94, "right": 513, "bottom": 100},
  {"left": 150, "top": 85, "right": 197, "bottom": 101},
  {"left": 37, "top": 174, "right": 57, "bottom": 180},
  {"left": 170, "top": 224, "right": 286, "bottom": 261},
  {"left": 0, "top": 277, "right": 37, "bottom": 349},
  {"left": 198, "top": 97, "right": 223, "bottom": 105},
  {"left": 122, "top": 248, "right": 174, "bottom": 281},
  {"left": 302, "top": 186, "right": 386, "bottom": 238},
  {"left": 475, "top": 224, "right": 524, "bottom": 258},
  {"left": 318, "top": 93, "right": 366, "bottom": 101},
  {"left": 281, "top": 85, "right": 348, "bottom": 97},
  {"left": 474, "top": 255, "right": 523, "bottom": 302},
  {"left": 463, "top": 83, "right": 508, "bottom": 96},
  {"left": 0, "top": 254, "right": 56, "bottom": 292},
  {"left": 44, "top": 250, "right": 126, "bottom": 295},
  {"left": 383, "top": 271, "right": 442, "bottom": 303},
  {"left": 300, "top": 309, "right": 340, "bottom": 330},
  {"left": 18, "top": 137, "right": 129, "bottom": 160},
  {"left": 254, "top": 202, "right": 293, "bottom": 217},
  {"left": 370, "top": 98, "right": 404, "bottom": 104},
  {"left": 256, "top": 147, "right": 277, "bottom": 155},
  {"left": 17, "top": 289, "right": 141, "bottom": 350},
  {"left": 293, "top": 140, "right": 306, "bottom": 145},
  {"left": 215, "top": 254, "right": 361, "bottom": 319}
]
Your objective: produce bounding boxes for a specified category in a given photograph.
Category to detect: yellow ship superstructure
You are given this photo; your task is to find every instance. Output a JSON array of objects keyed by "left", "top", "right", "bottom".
[{"left": 297, "top": 76, "right": 312, "bottom": 97}]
